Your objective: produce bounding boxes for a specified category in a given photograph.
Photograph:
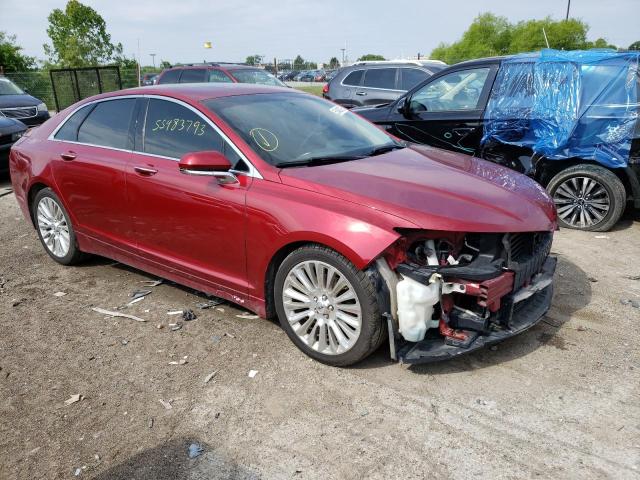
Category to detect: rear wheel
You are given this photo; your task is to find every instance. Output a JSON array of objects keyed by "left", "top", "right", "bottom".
[
  {"left": 547, "top": 165, "right": 626, "bottom": 232},
  {"left": 32, "top": 188, "right": 86, "bottom": 265},
  {"left": 274, "top": 245, "right": 385, "bottom": 366}
]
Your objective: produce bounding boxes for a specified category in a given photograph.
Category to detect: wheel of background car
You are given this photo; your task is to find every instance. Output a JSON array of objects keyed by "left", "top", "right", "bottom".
[
  {"left": 274, "top": 245, "right": 386, "bottom": 366},
  {"left": 547, "top": 164, "right": 626, "bottom": 232},
  {"left": 32, "top": 188, "right": 86, "bottom": 265}
]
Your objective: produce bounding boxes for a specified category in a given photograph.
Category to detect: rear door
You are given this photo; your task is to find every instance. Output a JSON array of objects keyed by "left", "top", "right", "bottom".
[
  {"left": 179, "top": 68, "right": 208, "bottom": 83},
  {"left": 50, "top": 97, "right": 138, "bottom": 248},
  {"left": 389, "top": 65, "right": 498, "bottom": 155},
  {"left": 357, "top": 68, "right": 400, "bottom": 106},
  {"left": 126, "top": 97, "right": 252, "bottom": 296}
]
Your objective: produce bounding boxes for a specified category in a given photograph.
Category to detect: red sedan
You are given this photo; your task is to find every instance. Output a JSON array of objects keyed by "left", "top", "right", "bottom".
[{"left": 9, "top": 84, "right": 557, "bottom": 366}]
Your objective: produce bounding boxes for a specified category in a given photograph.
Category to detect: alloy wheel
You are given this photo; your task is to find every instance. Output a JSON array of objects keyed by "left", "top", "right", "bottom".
[
  {"left": 282, "top": 260, "right": 362, "bottom": 355},
  {"left": 37, "top": 197, "right": 71, "bottom": 258},
  {"left": 553, "top": 176, "right": 610, "bottom": 228}
]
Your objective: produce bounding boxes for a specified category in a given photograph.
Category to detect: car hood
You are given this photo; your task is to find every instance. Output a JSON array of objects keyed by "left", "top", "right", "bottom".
[
  {"left": 278, "top": 145, "right": 556, "bottom": 233},
  {"left": 0, "top": 94, "right": 41, "bottom": 108},
  {"left": 0, "top": 117, "right": 27, "bottom": 134}
]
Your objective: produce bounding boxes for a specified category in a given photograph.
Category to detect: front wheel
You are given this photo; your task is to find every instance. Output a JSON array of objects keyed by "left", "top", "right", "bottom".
[
  {"left": 547, "top": 165, "right": 626, "bottom": 232},
  {"left": 274, "top": 245, "right": 385, "bottom": 366}
]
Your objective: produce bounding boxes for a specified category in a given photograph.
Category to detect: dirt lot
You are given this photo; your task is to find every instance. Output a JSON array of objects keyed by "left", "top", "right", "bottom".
[{"left": 0, "top": 176, "right": 639, "bottom": 480}]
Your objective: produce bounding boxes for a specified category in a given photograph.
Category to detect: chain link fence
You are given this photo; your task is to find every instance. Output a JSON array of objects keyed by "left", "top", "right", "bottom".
[{"left": 4, "top": 69, "right": 156, "bottom": 112}]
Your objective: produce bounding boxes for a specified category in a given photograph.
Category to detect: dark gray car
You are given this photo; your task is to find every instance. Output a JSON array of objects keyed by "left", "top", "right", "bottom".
[{"left": 322, "top": 61, "right": 446, "bottom": 108}]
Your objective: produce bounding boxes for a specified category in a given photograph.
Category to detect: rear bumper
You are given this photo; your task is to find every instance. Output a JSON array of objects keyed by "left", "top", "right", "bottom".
[{"left": 396, "top": 256, "right": 556, "bottom": 364}]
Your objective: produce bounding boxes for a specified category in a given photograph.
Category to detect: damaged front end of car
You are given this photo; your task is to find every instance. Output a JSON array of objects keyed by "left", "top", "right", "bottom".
[{"left": 370, "top": 229, "right": 556, "bottom": 363}]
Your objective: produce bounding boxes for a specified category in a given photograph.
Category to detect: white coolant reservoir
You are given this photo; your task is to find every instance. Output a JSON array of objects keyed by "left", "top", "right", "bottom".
[{"left": 396, "top": 275, "right": 441, "bottom": 342}]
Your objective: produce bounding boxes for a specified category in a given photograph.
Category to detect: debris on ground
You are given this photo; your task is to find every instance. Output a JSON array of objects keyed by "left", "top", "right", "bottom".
[
  {"left": 53, "top": 291, "right": 67, "bottom": 297},
  {"left": 140, "top": 279, "right": 164, "bottom": 287},
  {"left": 236, "top": 312, "right": 259, "bottom": 320},
  {"left": 121, "top": 340, "right": 128, "bottom": 346},
  {"left": 225, "top": 332, "right": 235, "bottom": 339},
  {"left": 169, "top": 359, "right": 188, "bottom": 365},
  {"left": 204, "top": 371, "right": 217, "bottom": 384},
  {"left": 159, "top": 399, "right": 173, "bottom": 410},
  {"left": 196, "top": 298, "right": 224, "bottom": 309},
  {"left": 148, "top": 418, "right": 154, "bottom": 429},
  {"left": 182, "top": 309, "right": 197, "bottom": 321},
  {"left": 620, "top": 299, "right": 640, "bottom": 308},
  {"left": 92, "top": 307, "right": 146, "bottom": 322},
  {"left": 0, "top": 189, "right": 13, "bottom": 199},
  {"left": 577, "top": 325, "right": 587, "bottom": 331},
  {"left": 625, "top": 275, "right": 640, "bottom": 281},
  {"left": 248, "top": 370, "right": 258, "bottom": 378},
  {"left": 588, "top": 276, "right": 598, "bottom": 283},
  {"left": 187, "top": 443, "right": 203, "bottom": 459},
  {"left": 130, "top": 289, "right": 152, "bottom": 300},
  {"left": 167, "top": 310, "right": 183, "bottom": 316},
  {"left": 594, "top": 235, "right": 609, "bottom": 239},
  {"left": 64, "top": 394, "right": 83, "bottom": 406},
  {"left": 169, "top": 323, "right": 183, "bottom": 331},
  {"left": 211, "top": 335, "right": 222, "bottom": 344}
]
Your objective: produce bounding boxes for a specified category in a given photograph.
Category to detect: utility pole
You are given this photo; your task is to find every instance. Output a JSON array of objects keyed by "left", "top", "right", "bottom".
[
  {"left": 137, "top": 38, "right": 141, "bottom": 87},
  {"left": 340, "top": 48, "right": 346, "bottom": 66},
  {"left": 150, "top": 53, "right": 156, "bottom": 69},
  {"left": 565, "top": 0, "right": 571, "bottom": 20}
]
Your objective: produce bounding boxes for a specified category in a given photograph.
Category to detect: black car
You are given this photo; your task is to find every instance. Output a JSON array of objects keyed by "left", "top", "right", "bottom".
[
  {"left": 0, "top": 117, "right": 27, "bottom": 174},
  {"left": 278, "top": 70, "right": 299, "bottom": 81},
  {"left": 323, "top": 61, "right": 446, "bottom": 109},
  {"left": 355, "top": 53, "right": 640, "bottom": 231},
  {"left": 0, "top": 76, "right": 50, "bottom": 127}
]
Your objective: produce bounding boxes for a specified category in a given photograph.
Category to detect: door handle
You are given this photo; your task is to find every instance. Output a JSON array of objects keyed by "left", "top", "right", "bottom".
[
  {"left": 355, "top": 91, "right": 367, "bottom": 96},
  {"left": 452, "top": 127, "right": 475, "bottom": 136},
  {"left": 60, "top": 151, "right": 76, "bottom": 161},
  {"left": 134, "top": 166, "right": 158, "bottom": 176}
]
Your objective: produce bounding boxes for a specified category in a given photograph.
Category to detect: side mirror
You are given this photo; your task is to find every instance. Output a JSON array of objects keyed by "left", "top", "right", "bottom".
[
  {"left": 178, "top": 151, "right": 238, "bottom": 184},
  {"left": 397, "top": 97, "right": 411, "bottom": 118}
]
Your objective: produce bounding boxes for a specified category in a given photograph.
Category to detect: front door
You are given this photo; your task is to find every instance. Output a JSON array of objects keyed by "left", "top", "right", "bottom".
[
  {"left": 388, "top": 66, "right": 497, "bottom": 156},
  {"left": 127, "top": 97, "right": 251, "bottom": 297}
]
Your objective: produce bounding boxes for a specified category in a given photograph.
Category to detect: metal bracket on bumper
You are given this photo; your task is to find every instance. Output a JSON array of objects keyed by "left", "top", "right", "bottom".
[{"left": 394, "top": 256, "right": 557, "bottom": 364}]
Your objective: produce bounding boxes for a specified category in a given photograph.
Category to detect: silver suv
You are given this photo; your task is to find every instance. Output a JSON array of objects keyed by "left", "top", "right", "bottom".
[{"left": 322, "top": 60, "right": 446, "bottom": 108}]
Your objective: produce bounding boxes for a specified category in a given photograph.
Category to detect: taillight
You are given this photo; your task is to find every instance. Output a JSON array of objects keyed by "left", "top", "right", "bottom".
[{"left": 322, "top": 83, "right": 329, "bottom": 94}]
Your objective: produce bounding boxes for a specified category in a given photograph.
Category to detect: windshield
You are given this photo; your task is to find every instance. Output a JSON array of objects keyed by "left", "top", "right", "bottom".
[
  {"left": 0, "top": 77, "right": 25, "bottom": 95},
  {"left": 230, "top": 69, "right": 286, "bottom": 87},
  {"left": 204, "top": 93, "right": 398, "bottom": 166}
]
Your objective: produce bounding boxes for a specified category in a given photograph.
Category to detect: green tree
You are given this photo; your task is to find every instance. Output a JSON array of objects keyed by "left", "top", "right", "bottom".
[
  {"left": 245, "top": 54, "right": 263, "bottom": 65},
  {"left": 628, "top": 41, "right": 640, "bottom": 51},
  {"left": 0, "top": 31, "right": 36, "bottom": 72},
  {"left": 43, "top": 0, "right": 124, "bottom": 67},
  {"left": 159, "top": 60, "right": 172, "bottom": 69},
  {"left": 430, "top": 13, "right": 617, "bottom": 64},
  {"left": 293, "top": 55, "right": 305, "bottom": 69},
  {"left": 328, "top": 56, "right": 340, "bottom": 69},
  {"left": 357, "top": 54, "right": 386, "bottom": 61}
]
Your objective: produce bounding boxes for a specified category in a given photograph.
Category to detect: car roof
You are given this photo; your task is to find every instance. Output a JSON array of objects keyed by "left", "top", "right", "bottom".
[
  {"left": 165, "top": 63, "right": 260, "bottom": 71},
  {"left": 448, "top": 56, "right": 505, "bottom": 68},
  {"left": 86, "top": 83, "right": 299, "bottom": 103}
]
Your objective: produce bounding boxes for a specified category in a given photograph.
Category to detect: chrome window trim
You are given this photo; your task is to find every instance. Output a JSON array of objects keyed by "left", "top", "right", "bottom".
[{"left": 48, "top": 94, "right": 263, "bottom": 179}]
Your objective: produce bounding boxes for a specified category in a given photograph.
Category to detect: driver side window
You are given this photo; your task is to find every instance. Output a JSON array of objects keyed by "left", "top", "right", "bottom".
[{"left": 410, "top": 67, "right": 490, "bottom": 112}]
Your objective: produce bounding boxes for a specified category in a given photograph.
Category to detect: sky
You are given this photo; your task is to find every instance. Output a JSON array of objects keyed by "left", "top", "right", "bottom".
[{"left": 0, "top": 0, "right": 638, "bottom": 66}]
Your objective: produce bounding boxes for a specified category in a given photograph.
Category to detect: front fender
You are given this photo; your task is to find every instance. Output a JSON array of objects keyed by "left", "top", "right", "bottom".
[{"left": 245, "top": 180, "right": 418, "bottom": 301}]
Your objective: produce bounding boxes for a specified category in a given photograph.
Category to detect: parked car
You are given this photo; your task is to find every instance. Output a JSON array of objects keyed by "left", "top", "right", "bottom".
[
  {"left": 279, "top": 70, "right": 299, "bottom": 81},
  {"left": 0, "top": 117, "right": 27, "bottom": 174},
  {"left": 156, "top": 63, "right": 286, "bottom": 87},
  {"left": 10, "top": 83, "right": 556, "bottom": 366},
  {"left": 141, "top": 73, "right": 159, "bottom": 86},
  {"left": 354, "top": 50, "right": 640, "bottom": 231},
  {"left": 314, "top": 70, "right": 326, "bottom": 82},
  {"left": 297, "top": 71, "right": 318, "bottom": 82},
  {"left": 322, "top": 60, "right": 446, "bottom": 109},
  {"left": 0, "top": 76, "right": 50, "bottom": 127},
  {"left": 324, "top": 69, "right": 338, "bottom": 81}
]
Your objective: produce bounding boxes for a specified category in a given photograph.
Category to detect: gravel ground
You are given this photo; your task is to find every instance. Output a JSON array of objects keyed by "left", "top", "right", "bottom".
[{"left": 0, "top": 177, "right": 639, "bottom": 479}]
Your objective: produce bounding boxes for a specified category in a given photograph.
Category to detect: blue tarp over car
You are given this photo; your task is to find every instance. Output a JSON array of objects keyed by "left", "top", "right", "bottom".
[{"left": 482, "top": 49, "right": 640, "bottom": 169}]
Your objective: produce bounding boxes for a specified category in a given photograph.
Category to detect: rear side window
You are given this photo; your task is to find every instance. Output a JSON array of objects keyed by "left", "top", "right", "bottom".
[
  {"left": 77, "top": 99, "right": 136, "bottom": 149},
  {"left": 400, "top": 68, "right": 430, "bottom": 91},
  {"left": 158, "top": 69, "right": 181, "bottom": 84},
  {"left": 363, "top": 68, "right": 397, "bottom": 89},
  {"left": 54, "top": 104, "right": 94, "bottom": 141},
  {"left": 209, "top": 70, "right": 233, "bottom": 83},
  {"left": 180, "top": 69, "right": 207, "bottom": 83},
  {"left": 342, "top": 70, "right": 363, "bottom": 86},
  {"left": 143, "top": 99, "right": 223, "bottom": 159}
]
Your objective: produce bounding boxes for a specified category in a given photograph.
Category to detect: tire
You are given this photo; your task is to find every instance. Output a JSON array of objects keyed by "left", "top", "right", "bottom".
[
  {"left": 547, "top": 164, "right": 626, "bottom": 232},
  {"left": 274, "top": 245, "right": 386, "bottom": 366},
  {"left": 32, "top": 188, "right": 86, "bottom": 265}
]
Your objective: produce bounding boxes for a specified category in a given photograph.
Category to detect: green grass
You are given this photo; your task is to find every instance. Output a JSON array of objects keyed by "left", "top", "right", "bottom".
[{"left": 294, "top": 85, "right": 324, "bottom": 96}]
